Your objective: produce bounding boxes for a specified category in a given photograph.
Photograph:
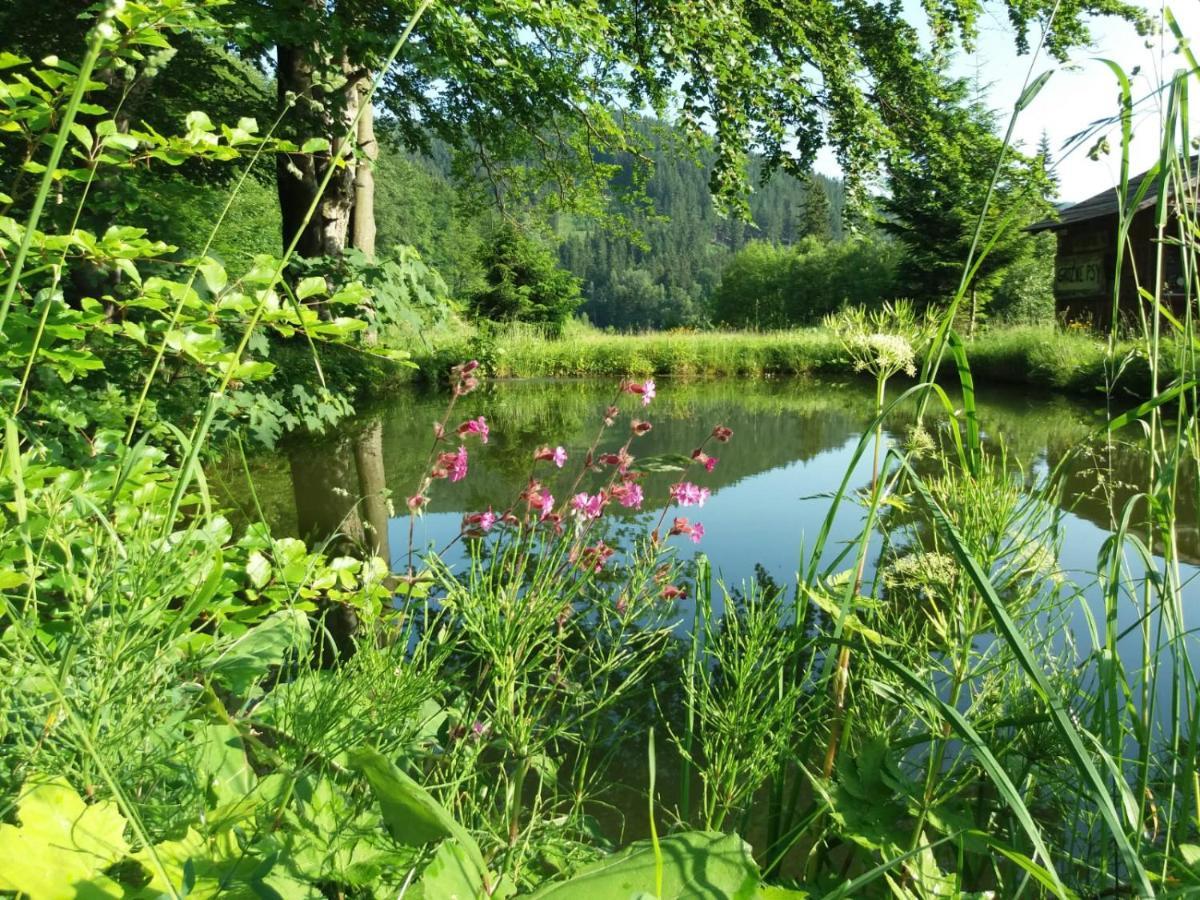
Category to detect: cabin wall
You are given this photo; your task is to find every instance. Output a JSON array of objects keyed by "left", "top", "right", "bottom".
[{"left": 1051, "top": 209, "right": 1187, "bottom": 327}]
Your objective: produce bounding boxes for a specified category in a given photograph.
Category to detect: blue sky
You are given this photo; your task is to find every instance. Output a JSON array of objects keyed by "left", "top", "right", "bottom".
[{"left": 813, "top": 0, "right": 1199, "bottom": 203}]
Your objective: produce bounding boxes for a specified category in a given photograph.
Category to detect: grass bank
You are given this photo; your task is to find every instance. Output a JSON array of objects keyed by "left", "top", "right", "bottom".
[{"left": 418, "top": 322, "right": 1172, "bottom": 399}]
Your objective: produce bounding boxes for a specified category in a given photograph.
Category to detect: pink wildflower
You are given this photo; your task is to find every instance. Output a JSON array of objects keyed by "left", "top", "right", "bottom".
[
  {"left": 571, "top": 491, "right": 606, "bottom": 520},
  {"left": 670, "top": 481, "right": 710, "bottom": 507},
  {"left": 661, "top": 584, "right": 687, "bottom": 601},
  {"left": 576, "top": 541, "right": 615, "bottom": 573},
  {"left": 622, "top": 378, "right": 656, "bottom": 406},
  {"left": 457, "top": 416, "right": 489, "bottom": 443},
  {"left": 407, "top": 494, "right": 428, "bottom": 512},
  {"left": 539, "top": 492, "right": 555, "bottom": 518},
  {"left": 669, "top": 517, "right": 705, "bottom": 544},
  {"left": 642, "top": 379, "right": 656, "bottom": 406},
  {"left": 631, "top": 419, "right": 652, "bottom": 436},
  {"left": 604, "top": 405, "right": 620, "bottom": 426},
  {"left": 712, "top": 425, "right": 733, "bottom": 442},
  {"left": 432, "top": 446, "right": 468, "bottom": 481},
  {"left": 692, "top": 449, "right": 718, "bottom": 472},
  {"left": 534, "top": 445, "right": 568, "bottom": 467},
  {"left": 599, "top": 449, "right": 634, "bottom": 472},
  {"left": 449, "top": 445, "right": 468, "bottom": 482},
  {"left": 612, "top": 482, "right": 644, "bottom": 509},
  {"left": 462, "top": 508, "right": 497, "bottom": 535}
]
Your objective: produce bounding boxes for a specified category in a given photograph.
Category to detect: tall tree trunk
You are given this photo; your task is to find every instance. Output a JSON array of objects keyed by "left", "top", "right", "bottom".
[
  {"left": 275, "top": 17, "right": 360, "bottom": 261},
  {"left": 351, "top": 76, "right": 377, "bottom": 262}
]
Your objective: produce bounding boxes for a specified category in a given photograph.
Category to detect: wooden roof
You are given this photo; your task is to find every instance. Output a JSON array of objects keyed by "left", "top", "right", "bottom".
[{"left": 1028, "top": 160, "right": 1188, "bottom": 232}]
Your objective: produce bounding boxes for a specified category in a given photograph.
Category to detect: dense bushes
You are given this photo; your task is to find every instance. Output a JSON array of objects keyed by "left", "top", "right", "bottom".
[
  {"left": 470, "top": 223, "right": 582, "bottom": 338},
  {"left": 711, "top": 237, "right": 901, "bottom": 328}
]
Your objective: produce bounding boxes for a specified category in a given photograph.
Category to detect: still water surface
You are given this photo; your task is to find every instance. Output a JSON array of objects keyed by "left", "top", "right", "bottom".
[{"left": 220, "top": 375, "right": 1198, "bottom": 664}]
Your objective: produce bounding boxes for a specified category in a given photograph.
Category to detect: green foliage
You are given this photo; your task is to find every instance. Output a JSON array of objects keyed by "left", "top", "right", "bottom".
[
  {"left": 880, "top": 75, "right": 1054, "bottom": 317},
  {"left": 989, "top": 231, "right": 1057, "bottom": 325},
  {"left": 558, "top": 120, "right": 845, "bottom": 330},
  {"left": 711, "top": 238, "right": 902, "bottom": 328},
  {"left": 4, "top": 2, "right": 1198, "bottom": 899},
  {"left": 471, "top": 223, "right": 582, "bottom": 338},
  {"left": 528, "top": 832, "right": 762, "bottom": 899}
]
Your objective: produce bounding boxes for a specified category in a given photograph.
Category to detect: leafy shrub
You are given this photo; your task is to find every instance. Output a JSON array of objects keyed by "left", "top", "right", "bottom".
[
  {"left": 711, "top": 236, "right": 901, "bottom": 327},
  {"left": 471, "top": 222, "right": 582, "bottom": 338}
]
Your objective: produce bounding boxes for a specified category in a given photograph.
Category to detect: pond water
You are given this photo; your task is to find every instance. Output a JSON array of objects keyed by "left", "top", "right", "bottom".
[{"left": 219, "top": 374, "right": 1198, "bottom": 669}]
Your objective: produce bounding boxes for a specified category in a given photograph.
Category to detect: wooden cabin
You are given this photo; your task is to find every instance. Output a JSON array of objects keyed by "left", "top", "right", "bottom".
[{"left": 1028, "top": 164, "right": 1190, "bottom": 326}]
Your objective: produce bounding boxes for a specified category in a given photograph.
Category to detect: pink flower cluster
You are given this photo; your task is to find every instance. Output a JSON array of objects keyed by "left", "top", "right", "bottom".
[
  {"left": 571, "top": 491, "right": 607, "bottom": 520},
  {"left": 535, "top": 445, "right": 568, "bottom": 467},
  {"left": 432, "top": 445, "right": 469, "bottom": 483},
  {"left": 611, "top": 481, "right": 644, "bottom": 510},
  {"left": 575, "top": 541, "right": 615, "bottom": 573},
  {"left": 669, "top": 481, "right": 710, "bottom": 507},
  {"left": 457, "top": 416, "right": 489, "bottom": 443},
  {"left": 521, "top": 480, "right": 557, "bottom": 521},
  {"left": 406, "top": 367, "right": 735, "bottom": 581}
]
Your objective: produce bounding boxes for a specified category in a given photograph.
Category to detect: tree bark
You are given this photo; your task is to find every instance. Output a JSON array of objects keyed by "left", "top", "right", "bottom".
[
  {"left": 351, "top": 76, "right": 377, "bottom": 262},
  {"left": 275, "top": 17, "right": 360, "bottom": 261}
]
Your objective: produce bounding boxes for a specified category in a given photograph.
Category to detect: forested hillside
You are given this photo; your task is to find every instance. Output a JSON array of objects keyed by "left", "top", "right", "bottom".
[
  {"left": 372, "top": 121, "right": 849, "bottom": 330},
  {"left": 557, "top": 120, "right": 846, "bottom": 329}
]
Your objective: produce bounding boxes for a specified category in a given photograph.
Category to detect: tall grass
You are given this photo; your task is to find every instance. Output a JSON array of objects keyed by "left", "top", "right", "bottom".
[
  {"left": 421, "top": 320, "right": 1181, "bottom": 402},
  {"left": 4, "top": 1, "right": 1200, "bottom": 898}
]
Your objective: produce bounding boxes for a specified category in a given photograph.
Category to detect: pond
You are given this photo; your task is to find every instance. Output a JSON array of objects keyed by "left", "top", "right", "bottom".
[{"left": 219, "top": 373, "right": 1198, "bottom": 670}]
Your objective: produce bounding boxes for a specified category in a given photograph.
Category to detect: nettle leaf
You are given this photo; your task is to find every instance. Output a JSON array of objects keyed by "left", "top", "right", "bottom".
[
  {"left": 296, "top": 275, "right": 327, "bottom": 300},
  {"left": 0, "top": 777, "right": 129, "bottom": 899}
]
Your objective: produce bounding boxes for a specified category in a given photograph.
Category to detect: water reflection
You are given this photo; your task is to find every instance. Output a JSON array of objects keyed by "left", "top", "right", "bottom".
[{"left": 215, "top": 376, "right": 1197, "bottom": 572}]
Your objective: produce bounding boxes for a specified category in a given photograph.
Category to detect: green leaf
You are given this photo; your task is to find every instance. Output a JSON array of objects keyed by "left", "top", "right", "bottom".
[
  {"left": 1015, "top": 69, "right": 1053, "bottom": 112},
  {"left": 0, "top": 777, "right": 129, "bottom": 899},
  {"left": 196, "top": 724, "right": 256, "bottom": 807},
  {"left": 301, "top": 137, "right": 331, "bottom": 154},
  {"left": 207, "top": 609, "right": 311, "bottom": 696},
  {"left": 628, "top": 453, "right": 693, "bottom": 474},
  {"left": 419, "top": 840, "right": 484, "bottom": 900},
  {"left": 348, "top": 747, "right": 487, "bottom": 880},
  {"left": 296, "top": 276, "right": 328, "bottom": 300},
  {"left": 185, "top": 110, "right": 214, "bottom": 133},
  {"left": 527, "top": 832, "right": 760, "bottom": 900}
]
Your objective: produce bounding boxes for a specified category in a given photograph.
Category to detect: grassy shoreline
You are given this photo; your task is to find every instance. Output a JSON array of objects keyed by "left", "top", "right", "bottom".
[{"left": 415, "top": 323, "right": 1167, "bottom": 399}]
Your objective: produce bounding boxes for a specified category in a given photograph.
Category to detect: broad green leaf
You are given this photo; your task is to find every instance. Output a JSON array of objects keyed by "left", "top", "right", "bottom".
[
  {"left": 348, "top": 746, "right": 487, "bottom": 880},
  {"left": 419, "top": 839, "right": 483, "bottom": 900},
  {"left": 185, "top": 110, "right": 214, "bottom": 133},
  {"left": 246, "top": 550, "right": 272, "bottom": 588},
  {"left": 0, "top": 777, "right": 129, "bottom": 899},
  {"left": 296, "top": 276, "right": 328, "bottom": 300},
  {"left": 527, "top": 832, "right": 760, "bottom": 900},
  {"left": 208, "top": 609, "right": 311, "bottom": 696},
  {"left": 196, "top": 724, "right": 256, "bottom": 806},
  {"left": 301, "top": 137, "right": 331, "bottom": 154}
]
